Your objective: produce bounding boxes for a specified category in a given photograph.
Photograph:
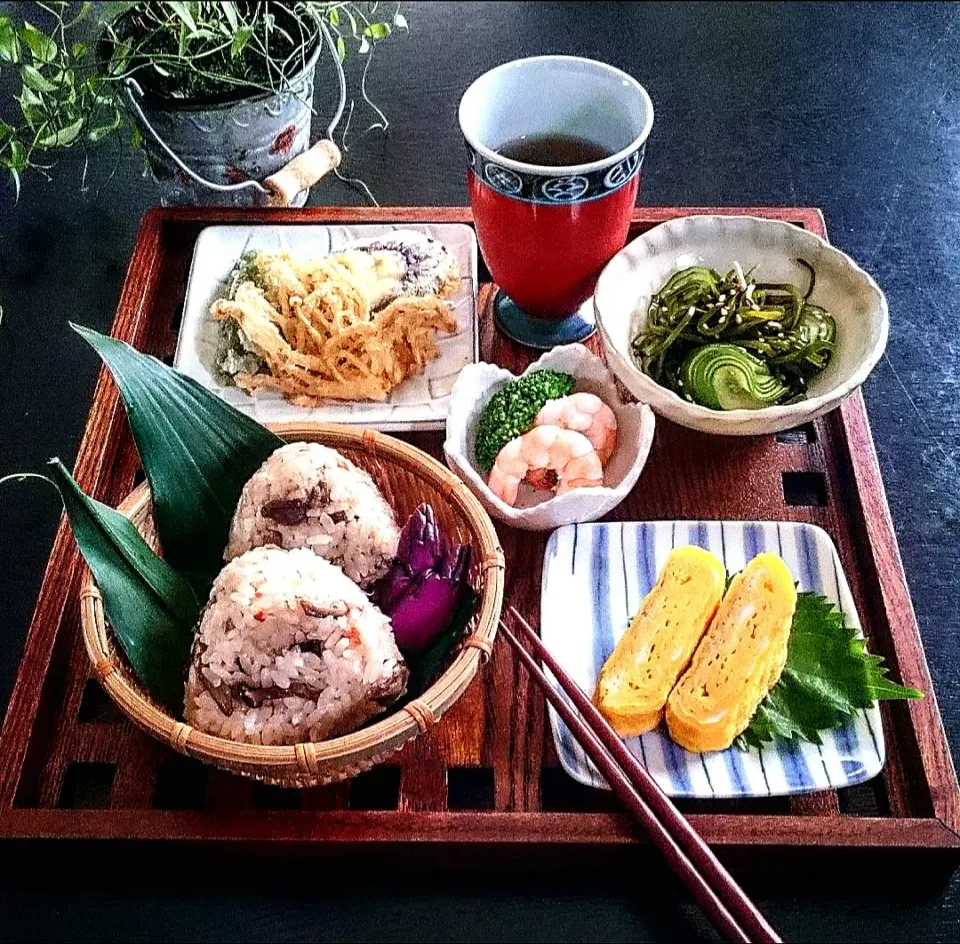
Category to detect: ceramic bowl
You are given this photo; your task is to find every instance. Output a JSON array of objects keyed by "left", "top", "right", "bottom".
[
  {"left": 593, "top": 215, "right": 889, "bottom": 436},
  {"left": 443, "top": 344, "right": 655, "bottom": 531}
]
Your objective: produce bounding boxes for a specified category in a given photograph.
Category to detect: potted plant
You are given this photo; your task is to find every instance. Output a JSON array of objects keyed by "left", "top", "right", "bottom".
[{"left": 0, "top": 2, "right": 404, "bottom": 205}]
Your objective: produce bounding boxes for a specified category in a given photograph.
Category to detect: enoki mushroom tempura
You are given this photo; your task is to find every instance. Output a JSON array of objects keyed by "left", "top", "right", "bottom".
[{"left": 210, "top": 250, "right": 457, "bottom": 403}]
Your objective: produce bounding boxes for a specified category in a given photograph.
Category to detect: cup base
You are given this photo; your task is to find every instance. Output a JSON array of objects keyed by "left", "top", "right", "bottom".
[{"left": 493, "top": 292, "right": 596, "bottom": 350}]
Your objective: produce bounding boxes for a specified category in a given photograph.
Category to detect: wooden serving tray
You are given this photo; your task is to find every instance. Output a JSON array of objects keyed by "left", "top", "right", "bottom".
[{"left": 1, "top": 207, "right": 957, "bottom": 870}]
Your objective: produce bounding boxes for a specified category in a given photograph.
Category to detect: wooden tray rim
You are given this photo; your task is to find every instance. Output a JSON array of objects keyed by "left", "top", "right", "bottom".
[{"left": 0, "top": 205, "right": 956, "bottom": 853}]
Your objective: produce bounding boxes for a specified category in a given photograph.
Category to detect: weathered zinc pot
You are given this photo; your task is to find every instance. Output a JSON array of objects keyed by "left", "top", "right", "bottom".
[{"left": 122, "top": 38, "right": 326, "bottom": 207}]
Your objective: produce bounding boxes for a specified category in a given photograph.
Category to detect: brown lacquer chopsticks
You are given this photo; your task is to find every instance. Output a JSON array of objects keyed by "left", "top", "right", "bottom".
[{"left": 499, "top": 607, "right": 781, "bottom": 944}]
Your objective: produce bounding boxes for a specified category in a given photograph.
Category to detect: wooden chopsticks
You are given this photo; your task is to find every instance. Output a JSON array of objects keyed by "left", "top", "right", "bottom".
[{"left": 499, "top": 607, "right": 781, "bottom": 944}]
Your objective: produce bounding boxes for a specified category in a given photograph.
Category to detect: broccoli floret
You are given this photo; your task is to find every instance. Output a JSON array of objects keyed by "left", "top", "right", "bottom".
[{"left": 473, "top": 370, "right": 577, "bottom": 472}]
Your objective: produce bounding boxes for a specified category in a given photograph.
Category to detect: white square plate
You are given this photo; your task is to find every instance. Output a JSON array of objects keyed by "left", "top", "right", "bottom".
[
  {"left": 541, "top": 520, "right": 885, "bottom": 798},
  {"left": 174, "top": 223, "right": 479, "bottom": 432}
]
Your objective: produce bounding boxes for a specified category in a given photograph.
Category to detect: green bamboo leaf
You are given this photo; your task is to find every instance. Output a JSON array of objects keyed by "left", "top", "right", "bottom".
[
  {"left": 72, "top": 325, "right": 283, "bottom": 592},
  {"left": 46, "top": 459, "right": 199, "bottom": 712}
]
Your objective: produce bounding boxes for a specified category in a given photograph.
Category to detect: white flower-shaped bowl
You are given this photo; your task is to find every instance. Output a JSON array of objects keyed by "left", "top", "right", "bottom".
[
  {"left": 594, "top": 215, "right": 889, "bottom": 436},
  {"left": 443, "top": 344, "right": 655, "bottom": 531}
]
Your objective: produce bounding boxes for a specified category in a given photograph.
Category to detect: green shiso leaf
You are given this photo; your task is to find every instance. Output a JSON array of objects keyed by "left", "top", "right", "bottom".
[
  {"left": 738, "top": 591, "right": 922, "bottom": 749},
  {"left": 47, "top": 458, "right": 199, "bottom": 712},
  {"left": 72, "top": 325, "right": 282, "bottom": 592}
]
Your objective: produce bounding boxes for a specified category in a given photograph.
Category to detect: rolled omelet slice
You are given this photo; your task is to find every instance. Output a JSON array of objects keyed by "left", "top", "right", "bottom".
[
  {"left": 666, "top": 552, "right": 797, "bottom": 753},
  {"left": 595, "top": 546, "right": 727, "bottom": 736}
]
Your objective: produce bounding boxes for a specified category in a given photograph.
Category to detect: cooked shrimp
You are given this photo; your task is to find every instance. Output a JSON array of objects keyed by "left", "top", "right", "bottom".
[
  {"left": 487, "top": 425, "right": 604, "bottom": 506},
  {"left": 533, "top": 393, "right": 618, "bottom": 466}
]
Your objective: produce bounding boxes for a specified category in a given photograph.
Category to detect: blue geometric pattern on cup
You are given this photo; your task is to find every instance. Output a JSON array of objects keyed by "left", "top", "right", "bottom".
[
  {"left": 540, "top": 520, "right": 886, "bottom": 798},
  {"left": 540, "top": 175, "right": 590, "bottom": 202},
  {"left": 604, "top": 150, "right": 641, "bottom": 190},
  {"left": 466, "top": 141, "right": 645, "bottom": 204},
  {"left": 484, "top": 162, "right": 523, "bottom": 195}
]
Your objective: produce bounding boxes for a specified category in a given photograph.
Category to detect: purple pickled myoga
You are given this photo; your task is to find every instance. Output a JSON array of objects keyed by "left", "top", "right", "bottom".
[
  {"left": 400, "top": 503, "right": 444, "bottom": 574},
  {"left": 373, "top": 505, "right": 472, "bottom": 653},
  {"left": 375, "top": 568, "right": 415, "bottom": 616}
]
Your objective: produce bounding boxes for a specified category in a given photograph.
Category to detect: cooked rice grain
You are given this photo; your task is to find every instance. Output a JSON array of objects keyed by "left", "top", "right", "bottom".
[
  {"left": 225, "top": 442, "right": 400, "bottom": 587},
  {"left": 185, "top": 546, "right": 407, "bottom": 746}
]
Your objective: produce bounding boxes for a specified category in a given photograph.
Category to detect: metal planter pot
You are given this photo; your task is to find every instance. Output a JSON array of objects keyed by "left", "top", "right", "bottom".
[{"left": 123, "top": 40, "right": 323, "bottom": 207}]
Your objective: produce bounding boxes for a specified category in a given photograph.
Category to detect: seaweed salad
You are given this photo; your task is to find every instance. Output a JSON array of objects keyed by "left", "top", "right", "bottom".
[{"left": 631, "top": 261, "right": 837, "bottom": 410}]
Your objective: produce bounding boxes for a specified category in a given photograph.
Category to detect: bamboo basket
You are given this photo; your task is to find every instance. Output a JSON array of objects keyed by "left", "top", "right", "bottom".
[{"left": 80, "top": 423, "right": 505, "bottom": 787}]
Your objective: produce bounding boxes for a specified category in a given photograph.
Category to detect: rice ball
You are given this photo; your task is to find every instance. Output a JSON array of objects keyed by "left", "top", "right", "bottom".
[
  {"left": 225, "top": 442, "right": 400, "bottom": 587},
  {"left": 185, "top": 546, "right": 408, "bottom": 746}
]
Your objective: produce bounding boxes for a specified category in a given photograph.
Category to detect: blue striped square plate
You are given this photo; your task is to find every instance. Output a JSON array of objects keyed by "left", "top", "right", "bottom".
[{"left": 541, "top": 521, "right": 885, "bottom": 798}]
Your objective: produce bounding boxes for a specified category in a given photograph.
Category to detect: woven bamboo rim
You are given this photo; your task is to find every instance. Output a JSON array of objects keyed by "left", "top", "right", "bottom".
[{"left": 80, "top": 422, "right": 505, "bottom": 787}]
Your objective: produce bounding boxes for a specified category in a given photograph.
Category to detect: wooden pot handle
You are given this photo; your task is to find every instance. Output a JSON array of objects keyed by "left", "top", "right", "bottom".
[{"left": 264, "top": 139, "right": 342, "bottom": 207}]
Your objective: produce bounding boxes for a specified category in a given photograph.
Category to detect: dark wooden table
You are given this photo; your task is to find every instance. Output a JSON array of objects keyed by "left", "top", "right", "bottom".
[{"left": 1, "top": 2, "right": 958, "bottom": 941}]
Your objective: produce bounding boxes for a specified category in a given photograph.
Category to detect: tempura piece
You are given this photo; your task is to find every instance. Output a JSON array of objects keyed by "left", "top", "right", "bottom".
[{"left": 210, "top": 233, "right": 459, "bottom": 404}]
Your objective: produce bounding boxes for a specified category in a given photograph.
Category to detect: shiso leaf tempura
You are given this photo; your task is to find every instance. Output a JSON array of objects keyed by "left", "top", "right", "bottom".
[{"left": 631, "top": 260, "right": 837, "bottom": 410}]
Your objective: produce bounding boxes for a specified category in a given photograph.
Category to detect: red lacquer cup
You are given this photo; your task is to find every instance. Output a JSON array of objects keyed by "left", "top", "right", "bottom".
[{"left": 459, "top": 56, "right": 654, "bottom": 348}]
